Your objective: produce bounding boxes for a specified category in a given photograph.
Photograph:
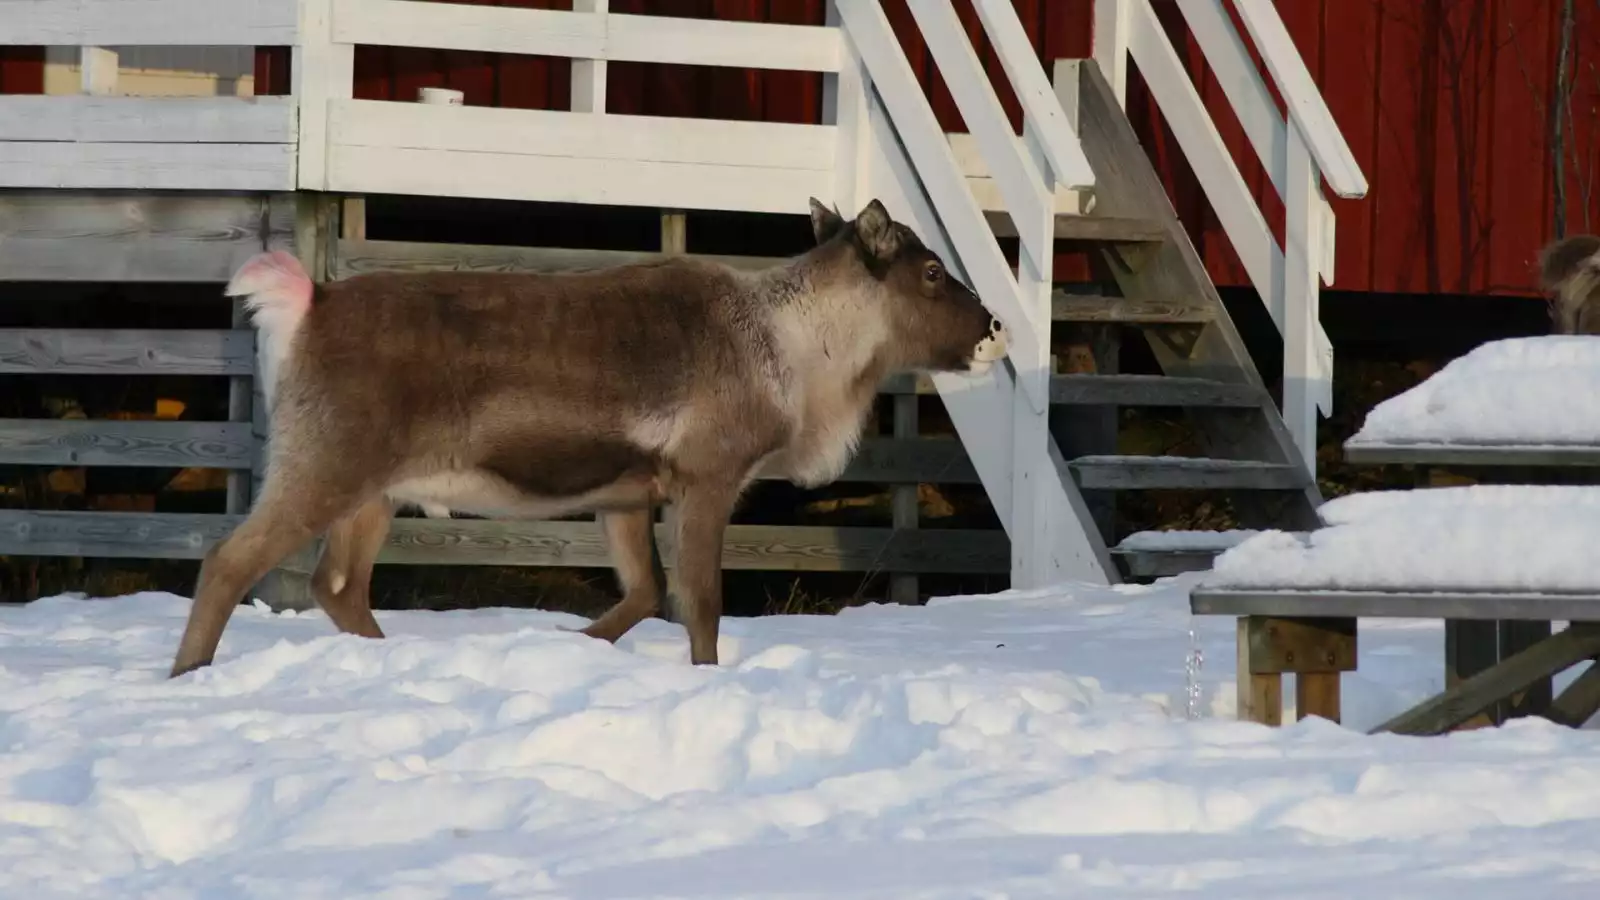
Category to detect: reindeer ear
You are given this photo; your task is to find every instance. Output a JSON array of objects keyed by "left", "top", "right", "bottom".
[
  {"left": 809, "top": 197, "right": 846, "bottom": 245},
  {"left": 853, "top": 198, "right": 900, "bottom": 260}
]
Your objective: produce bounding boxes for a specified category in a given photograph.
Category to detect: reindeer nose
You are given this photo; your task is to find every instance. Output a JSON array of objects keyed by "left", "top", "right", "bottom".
[{"left": 973, "top": 316, "right": 1009, "bottom": 363}]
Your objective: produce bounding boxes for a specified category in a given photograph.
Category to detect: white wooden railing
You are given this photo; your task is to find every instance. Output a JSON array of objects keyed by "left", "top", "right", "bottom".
[
  {"left": 0, "top": 0, "right": 1118, "bottom": 587},
  {"left": 1, "top": 0, "right": 297, "bottom": 190},
  {"left": 1095, "top": 0, "right": 1368, "bottom": 471},
  {"left": 0, "top": 0, "right": 1365, "bottom": 585},
  {"left": 830, "top": 0, "right": 1108, "bottom": 588}
]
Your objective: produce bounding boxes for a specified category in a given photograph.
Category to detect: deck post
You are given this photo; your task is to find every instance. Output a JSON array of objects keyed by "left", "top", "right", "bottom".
[
  {"left": 250, "top": 193, "right": 339, "bottom": 612},
  {"left": 571, "top": 0, "right": 609, "bottom": 114},
  {"left": 1092, "top": 0, "right": 1131, "bottom": 108},
  {"left": 1281, "top": 126, "right": 1322, "bottom": 475}
]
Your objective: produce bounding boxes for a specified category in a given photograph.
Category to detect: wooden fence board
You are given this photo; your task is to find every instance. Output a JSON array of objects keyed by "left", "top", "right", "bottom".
[
  {"left": 0, "top": 420, "right": 253, "bottom": 469},
  {"left": 0, "top": 96, "right": 296, "bottom": 145},
  {"left": 0, "top": 193, "right": 293, "bottom": 282},
  {"left": 0, "top": 510, "right": 1008, "bottom": 573},
  {"left": 0, "top": 328, "right": 254, "bottom": 376},
  {"left": 332, "top": 237, "right": 787, "bottom": 279}
]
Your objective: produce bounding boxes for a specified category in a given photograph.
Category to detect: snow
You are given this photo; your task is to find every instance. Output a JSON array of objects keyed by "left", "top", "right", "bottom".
[
  {"left": 4, "top": 583, "right": 1600, "bottom": 897},
  {"left": 1349, "top": 335, "right": 1600, "bottom": 447},
  {"left": 1115, "top": 529, "right": 1262, "bottom": 552},
  {"left": 1205, "top": 484, "right": 1600, "bottom": 592}
]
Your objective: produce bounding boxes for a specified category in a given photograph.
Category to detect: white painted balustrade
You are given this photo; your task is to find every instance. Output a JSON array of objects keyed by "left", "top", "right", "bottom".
[
  {"left": 1093, "top": 0, "right": 1367, "bottom": 472},
  {"left": 0, "top": 0, "right": 1366, "bottom": 586}
]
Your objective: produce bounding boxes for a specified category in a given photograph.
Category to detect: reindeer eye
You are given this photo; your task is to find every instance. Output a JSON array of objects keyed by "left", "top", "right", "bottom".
[{"left": 924, "top": 262, "right": 943, "bottom": 283}]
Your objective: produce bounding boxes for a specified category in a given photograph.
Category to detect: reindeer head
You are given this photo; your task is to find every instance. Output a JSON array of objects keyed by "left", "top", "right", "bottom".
[
  {"left": 809, "top": 198, "right": 1009, "bottom": 375},
  {"left": 1538, "top": 235, "right": 1600, "bottom": 334}
]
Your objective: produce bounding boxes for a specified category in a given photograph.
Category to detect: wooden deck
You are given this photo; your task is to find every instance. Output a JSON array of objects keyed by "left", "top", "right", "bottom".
[{"left": 1, "top": 0, "right": 1365, "bottom": 601}]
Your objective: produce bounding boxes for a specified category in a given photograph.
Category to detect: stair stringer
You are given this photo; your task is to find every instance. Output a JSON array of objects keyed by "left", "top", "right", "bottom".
[
  {"left": 1068, "top": 59, "right": 1324, "bottom": 531},
  {"left": 860, "top": 86, "right": 1121, "bottom": 586}
]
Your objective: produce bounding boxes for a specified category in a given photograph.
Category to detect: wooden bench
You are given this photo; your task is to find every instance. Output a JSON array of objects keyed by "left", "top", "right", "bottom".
[
  {"left": 1333, "top": 336, "right": 1600, "bottom": 725},
  {"left": 1338, "top": 440, "right": 1600, "bottom": 726},
  {"left": 1190, "top": 586, "right": 1600, "bottom": 735}
]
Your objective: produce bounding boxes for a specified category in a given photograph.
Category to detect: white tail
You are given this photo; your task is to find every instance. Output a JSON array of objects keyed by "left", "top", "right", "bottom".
[{"left": 225, "top": 250, "right": 314, "bottom": 408}]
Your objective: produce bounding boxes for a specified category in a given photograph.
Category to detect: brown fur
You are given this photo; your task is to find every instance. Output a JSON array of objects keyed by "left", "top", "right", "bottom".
[
  {"left": 1539, "top": 234, "right": 1600, "bottom": 334},
  {"left": 169, "top": 198, "right": 1008, "bottom": 676}
]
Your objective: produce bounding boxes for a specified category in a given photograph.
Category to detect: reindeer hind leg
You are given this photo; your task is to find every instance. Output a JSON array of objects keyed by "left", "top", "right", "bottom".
[
  {"left": 310, "top": 495, "right": 393, "bottom": 639},
  {"left": 580, "top": 505, "right": 666, "bottom": 644},
  {"left": 170, "top": 460, "right": 381, "bottom": 678}
]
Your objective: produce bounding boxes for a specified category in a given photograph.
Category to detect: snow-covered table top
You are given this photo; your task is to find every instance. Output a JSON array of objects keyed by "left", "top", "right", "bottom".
[
  {"left": 1347, "top": 336, "right": 1600, "bottom": 450},
  {"left": 1200, "top": 484, "right": 1600, "bottom": 594}
]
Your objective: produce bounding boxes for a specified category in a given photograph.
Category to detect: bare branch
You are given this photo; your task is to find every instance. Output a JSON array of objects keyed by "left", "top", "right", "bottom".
[{"left": 1552, "top": 0, "right": 1576, "bottom": 238}]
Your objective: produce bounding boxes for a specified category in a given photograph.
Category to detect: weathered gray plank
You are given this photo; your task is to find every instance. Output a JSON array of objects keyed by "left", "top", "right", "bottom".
[
  {"left": 0, "top": 142, "right": 294, "bottom": 192},
  {"left": 332, "top": 238, "right": 788, "bottom": 279},
  {"left": 0, "top": 419, "right": 252, "bottom": 468},
  {"left": 247, "top": 433, "right": 971, "bottom": 486},
  {"left": 984, "top": 210, "right": 1167, "bottom": 243},
  {"left": 0, "top": 192, "right": 292, "bottom": 282},
  {"left": 1545, "top": 659, "right": 1600, "bottom": 727},
  {"left": 1343, "top": 442, "right": 1600, "bottom": 468},
  {"left": 1051, "top": 374, "right": 1263, "bottom": 407},
  {"left": 0, "top": 509, "right": 235, "bottom": 559},
  {"left": 7, "top": 0, "right": 299, "bottom": 45},
  {"left": 1111, "top": 547, "right": 1223, "bottom": 580},
  {"left": 0, "top": 510, "right": 1008, "bottom": 574},
  {"left": 0, "top": 328, "right": 253, "bottom": 375},
  {"left": 889, "top": 378, "right": 920, "bottom": 604},
  {"left": 1068, "top": 456, "right": 1305, "bottom": 490},
  {"left": 370, "top": 519, "right": 1005, "bottom": 573},
  {"left": 0, "top": 96, "right": 296, "bottom": 145},
  {"left": 1445, "top": 619, "right": 1503, "bottom": 728},
  {"left": 875, "top": 372, "right": 939, "bottom": 395},
  {"left": 1370, "top": 624, "right": 1600, "bottom": 736},
  {"left": 225, "top": 303, "right": 255, "bottom": 515},
  {"left": 1050, "top": 292, "right": 1215, "bottom": 324},
  {"left": 1191, "top": 588, "right": 1600, "bottom": 622},
  {"left": 834, "top": 437, "right": 976, "bottom": 484}
]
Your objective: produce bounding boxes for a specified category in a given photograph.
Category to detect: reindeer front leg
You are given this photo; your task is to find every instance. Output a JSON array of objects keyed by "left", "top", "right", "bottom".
[{"left": 669, "top": 483, "right": 738, "bottom": 666}]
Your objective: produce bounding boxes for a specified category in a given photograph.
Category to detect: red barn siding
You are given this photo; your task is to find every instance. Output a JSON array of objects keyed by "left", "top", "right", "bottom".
[
  {"left": 7, "top": 1, "right": 1600, "bottom": 297},
  {"left": 0, "top": 48, "right": 45, "bottom": 94}
]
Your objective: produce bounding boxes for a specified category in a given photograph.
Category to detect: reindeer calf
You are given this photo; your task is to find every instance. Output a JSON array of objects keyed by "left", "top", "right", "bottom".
[{"left": 169, "top": 199, "right": 1009, "bottom": 676}]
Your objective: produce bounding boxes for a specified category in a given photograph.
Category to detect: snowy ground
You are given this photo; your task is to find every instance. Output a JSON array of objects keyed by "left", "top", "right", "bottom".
[{"left": 5, "top": 581, "right": 1600, "bottom": 898}]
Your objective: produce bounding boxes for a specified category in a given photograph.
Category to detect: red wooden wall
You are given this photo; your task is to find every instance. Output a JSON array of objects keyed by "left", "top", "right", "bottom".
[{"left": 6, "top": 0, "right": 1600, "bottom": 298}]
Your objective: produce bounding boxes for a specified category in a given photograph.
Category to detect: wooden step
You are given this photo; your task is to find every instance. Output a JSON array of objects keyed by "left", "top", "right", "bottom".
[
  {"left": 1109, "top": 529, "right": 1271, "bottom": 580},
  {"left": 1050, "top": 374, "right": 1264, "bottom": 407},
  {"left": 1066, "top": 455, "right": 1308, "bottom": 490},
  {"left": 1111, "top": 546, "right": 1222, "bottom": 580},
  {"left": 1051, "top": 291, "right": 1214, "bottom": 325},
  {"left": 986, "top": 211, "right": 1166, "bottom": 244}
]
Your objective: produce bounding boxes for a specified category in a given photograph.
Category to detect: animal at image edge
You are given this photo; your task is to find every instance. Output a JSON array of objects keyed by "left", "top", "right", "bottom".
[
  {"left": 1540, "top": 233, "right": 1600, "bottom": 334},
  {"left": 168, "top": 198, "right": 1011, "bottom": 677}
]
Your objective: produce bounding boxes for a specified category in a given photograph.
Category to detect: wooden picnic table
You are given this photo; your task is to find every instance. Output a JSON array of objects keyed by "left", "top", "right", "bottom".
[
  {"left": 1345, "top": 436, "right": 1600, "bottom": 728},
  {"left": 1189, "top": 586, "right": 1600, "bottom": 735},
  {"left": 1342, "top": 442, "right": 1600, "bottom": 468},
  {"left": 1186, "top": 433, "right": 1600, "bottom": 734}
]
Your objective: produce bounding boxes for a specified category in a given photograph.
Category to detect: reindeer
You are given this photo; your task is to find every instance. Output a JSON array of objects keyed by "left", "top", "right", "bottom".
[
  {"left": 168, "top": 198, "right": 1010, "bottom": 677},
  {"left": 1539, "top": 233, "right": 1600, "bottom": 334}
]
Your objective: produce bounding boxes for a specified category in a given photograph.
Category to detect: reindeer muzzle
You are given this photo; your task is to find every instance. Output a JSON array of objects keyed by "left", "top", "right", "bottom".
[{"left": 973, "top": 317, "right": 1009, "bottom": 363}]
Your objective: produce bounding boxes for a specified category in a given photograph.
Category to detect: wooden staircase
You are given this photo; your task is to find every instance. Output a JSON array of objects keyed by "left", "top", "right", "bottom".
[{"left": 1025, "top": 62, "right": 1324, "bottom": 579}]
